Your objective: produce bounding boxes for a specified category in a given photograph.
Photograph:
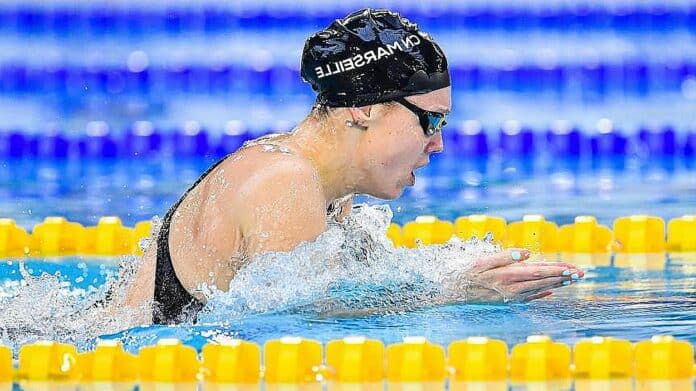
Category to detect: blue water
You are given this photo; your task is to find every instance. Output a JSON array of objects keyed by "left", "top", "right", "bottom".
[
  {"left": 1, "top": 154, "right": 695, "bottom": 228},
  {"left": 0, "top": 155, "right": 694, "bottom": 353},
  {"left": 0, "top": 255, "right": 694, "bottom": 353}
]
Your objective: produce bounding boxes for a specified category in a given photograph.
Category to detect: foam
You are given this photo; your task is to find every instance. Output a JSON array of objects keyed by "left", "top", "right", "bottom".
[{"left": 198, "top": 204, "right": 501, "bottom": 321}]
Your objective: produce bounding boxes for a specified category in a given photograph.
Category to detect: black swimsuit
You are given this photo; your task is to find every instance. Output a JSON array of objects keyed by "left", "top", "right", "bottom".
[{"left": 152, "top": 155, "right": 232, "bottom": 324}]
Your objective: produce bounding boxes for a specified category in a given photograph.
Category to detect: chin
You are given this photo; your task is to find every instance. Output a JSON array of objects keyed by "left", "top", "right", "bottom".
[
  {"left": 367, "top": 185, "right": 404, "bottom": 200},
  {"left": 364, "top": 174, "right": 407, "bottom": 199}
]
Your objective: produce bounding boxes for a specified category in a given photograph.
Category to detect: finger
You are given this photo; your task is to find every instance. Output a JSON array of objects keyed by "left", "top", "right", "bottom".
[
  {"left": 513, "top": 276, "right": 574, "bottom": 295},
  {"left": 516, "top": 262, "right": 586, "bottom": 280},
  {"left": 473, "top": 248, "right": 530, "bottom": 271},
  {"left": 524, "top": 290, "right": 553, "bottom": 302},
  {"left": 510, "top": 266, "right": 584, "bottom": 282},
  {"left": 516, "top": 261, "right": 578, "bottom": 269}
]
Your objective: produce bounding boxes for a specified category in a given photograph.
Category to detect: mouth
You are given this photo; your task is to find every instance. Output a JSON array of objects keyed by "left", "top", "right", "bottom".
[
  {"left": 408, "top": 160, "right": 429, "bottom": 186},
  {"left": 407, "top": 158, "right": 429, "bottom": 186},
  {"left": 414, "top": 158, "right": 430, "bottom": 170}
]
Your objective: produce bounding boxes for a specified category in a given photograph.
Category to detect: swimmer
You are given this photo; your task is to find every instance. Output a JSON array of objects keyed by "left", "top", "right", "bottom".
[{"left": 123, "top": 8, "right": 584, "bottom": 324}]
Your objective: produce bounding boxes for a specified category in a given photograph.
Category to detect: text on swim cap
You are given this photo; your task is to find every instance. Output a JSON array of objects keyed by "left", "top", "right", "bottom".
[{"left": 314, "top": 34, "right": 422, "bottom": 79}]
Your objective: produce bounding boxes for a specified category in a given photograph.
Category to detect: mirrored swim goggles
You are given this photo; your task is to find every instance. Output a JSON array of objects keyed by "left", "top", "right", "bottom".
[{"left": 395, "top": 97, "right": 448, "bottom": 137}]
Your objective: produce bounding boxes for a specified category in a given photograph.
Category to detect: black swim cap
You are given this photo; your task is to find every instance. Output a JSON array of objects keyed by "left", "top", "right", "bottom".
[{"left": 301, "top": 8, "right": 450, "bottom": 108}]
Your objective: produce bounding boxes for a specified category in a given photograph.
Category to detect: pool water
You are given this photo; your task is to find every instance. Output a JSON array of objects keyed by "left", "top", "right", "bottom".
[
  {"left": 0, "top": 0, "right": 694, "bottom": 374},
  {"left": 0, "top": 155, "right": 694, "bottom": 353},
  {"left": 2, "top": 153, "right": 695, "bottom": 229},
  {"left": 0, "top": 252, "right": 694, "bottom": 353}
]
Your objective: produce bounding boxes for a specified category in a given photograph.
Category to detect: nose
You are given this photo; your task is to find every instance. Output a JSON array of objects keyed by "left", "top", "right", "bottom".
[{"left": 425, "top": 131, "right": 444, "bottom": 154}]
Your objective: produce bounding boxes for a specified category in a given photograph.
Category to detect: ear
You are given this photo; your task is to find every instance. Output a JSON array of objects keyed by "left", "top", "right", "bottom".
[{"left": 347, "top": 105, "right": 372, "bottom": 127}]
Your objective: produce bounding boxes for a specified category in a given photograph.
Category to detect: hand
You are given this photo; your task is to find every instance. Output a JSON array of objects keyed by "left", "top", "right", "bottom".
[{"left": 459, "top": 248, "right": 585, "bottom": 303}]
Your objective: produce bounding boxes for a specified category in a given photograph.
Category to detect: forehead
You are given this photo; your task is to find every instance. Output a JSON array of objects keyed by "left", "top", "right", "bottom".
[{"left": 406, "top": 87, "right": 451, "bottom": 113}]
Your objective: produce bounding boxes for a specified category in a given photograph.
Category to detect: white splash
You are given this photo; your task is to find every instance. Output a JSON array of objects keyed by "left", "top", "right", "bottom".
[
  {"left": 0, "top": 205, "right": 502, "bottom": 350},
  {"left": 198, "top": 204, "right": 501, "bottom": 322},
  {"left": 0, "top": 220, "right": 160, "bottom": 351}
]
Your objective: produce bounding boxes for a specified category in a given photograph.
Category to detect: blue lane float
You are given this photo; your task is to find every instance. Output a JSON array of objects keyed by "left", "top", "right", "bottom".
[
  {"left": 447, "top": 120, "right": 489, "bottom": 157},
  {"left": 590, "top": 121, "right": 629, "bottom": 157},
  {"left": 123, "top": 121, "right": 162, "bottom": 157},
  {"left": 0, "top": 131, "right": 29, "bottom": 158},
  {"left": 638, "top": 125, "right": 677, "bottom": 156},
  {"left": 1, "top": 5, "right": 695, "bottom": 35},
  {"left": 1, "top": 121, "right": 695, "bottom": 160},
  {"left": 173, "top": 122, "right": 210, "bottom": 157},
  {"left": 499, "top": 120, "right": 535, "bottom": 156},
  {"left": 685, "top": 132, "right": 696, "bottom": 157},
  {"left": 35, "top": 130, "right": 70, "bottom": 158},
  {"left": 1, "top": 61, "right": 692, "bottom": 96},
  {"left": 78, "top": 122, "right": 119, "bottom": 158},
  {"left": 546, "top": 121, "right": 583, "bottom": 156},
  {"left": 216, "top": 121, "right": 251, "bottom": 156}
]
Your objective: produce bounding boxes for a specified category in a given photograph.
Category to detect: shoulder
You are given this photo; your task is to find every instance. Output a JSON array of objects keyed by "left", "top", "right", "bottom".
[
  {"left": 233, "top": 151, "right": 327, "bottom": 247},
  {"left": 234, "top": 150, "right": 322, "bottom": 202}
]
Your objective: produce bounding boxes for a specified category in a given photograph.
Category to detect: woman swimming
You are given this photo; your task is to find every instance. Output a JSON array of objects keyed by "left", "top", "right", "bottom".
[{"left": 123, "top": 8, "right": 584, "bottom": 324}]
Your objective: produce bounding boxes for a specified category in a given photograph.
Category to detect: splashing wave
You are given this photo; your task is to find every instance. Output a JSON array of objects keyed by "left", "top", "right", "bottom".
[
  {"left": 198, "top": 204, "right": 501, "bottom": 321},
  {"left": 0, "top": 204, "right": 501, "bottom": 350}
]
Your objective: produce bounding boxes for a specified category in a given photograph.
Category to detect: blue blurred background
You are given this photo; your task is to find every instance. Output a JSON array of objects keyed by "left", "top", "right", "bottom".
[
  {"left": 0, "top": 0, "right": 695, "bottom": 227},
  {"left": 2, "top": 1, "right": 695, "bottom": 354}
]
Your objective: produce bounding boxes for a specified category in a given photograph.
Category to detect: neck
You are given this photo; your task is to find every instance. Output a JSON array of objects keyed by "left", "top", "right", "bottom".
[{"left": 284, "top": 115, "right": 360, "bottom": 204}]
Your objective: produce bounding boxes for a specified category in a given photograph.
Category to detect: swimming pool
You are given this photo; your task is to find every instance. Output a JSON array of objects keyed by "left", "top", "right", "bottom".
[
  {"left": 1, "top": 154, "right": 694, "bottom": 348},
  {"left": 1, "top": 0, "right": 695, "bottom": 387}
]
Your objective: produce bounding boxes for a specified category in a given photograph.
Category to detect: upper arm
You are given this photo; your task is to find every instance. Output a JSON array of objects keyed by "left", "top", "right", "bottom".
[
  {"left": 121, "top": 242, "right": 156, "bottom": 322},
  {"left": 238, "top": 158, "right": 327, "bottom": 257}
]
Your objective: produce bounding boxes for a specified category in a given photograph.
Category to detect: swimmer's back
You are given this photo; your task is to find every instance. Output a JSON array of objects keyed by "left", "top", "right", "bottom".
[
  {"left": 167, "top": 137, "right": 328, "bottom": 292},
  {"left": 123, "top": 136, "right": 329, "bottom": 320}
]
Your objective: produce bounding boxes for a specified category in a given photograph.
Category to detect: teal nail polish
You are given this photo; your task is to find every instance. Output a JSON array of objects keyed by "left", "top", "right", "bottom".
[
  {"left": 511, "top": 251, "right": 521, "bottom": 261},
  {"left": 562, "top": 270, "right": 571, "bottom": 276},
  {"left": 562, "top": 281, "right": 571, "bottom": 286},
  {"left": 571, "top": 273, "right": 579, "bottom": 280}
]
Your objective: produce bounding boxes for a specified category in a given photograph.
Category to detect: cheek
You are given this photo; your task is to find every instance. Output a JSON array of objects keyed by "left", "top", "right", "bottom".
[
  {"left": 371, "top": 140, "right": 422, "bottom": 187},
  {"left": 381, "top": 126, "right": 424, "bottom": 160},
  {"left": 375, "top": 142, "right": 413, "bottom": 170},
  {"left": 363, "top": 124, "right": 425, "bottom": 189}
]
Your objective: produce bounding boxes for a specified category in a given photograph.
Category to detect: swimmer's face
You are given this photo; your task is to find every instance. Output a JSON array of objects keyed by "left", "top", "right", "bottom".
[{"left": 356, "top": 86, "right": 450, "bottom": 199}]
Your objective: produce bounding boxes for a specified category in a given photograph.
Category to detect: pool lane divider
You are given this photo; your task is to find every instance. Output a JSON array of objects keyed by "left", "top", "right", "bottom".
[
  {"left": 4, "top": 5, "right": 695, "bottom": 35},
  {"left": 0, "top": 60, "right": 694, "bottom": 96},
  {"left": 0, "top": 216, "right": 151, "bottom": 257},
  {"left": 1, "top": 335, "right": 694, "bottom": 383},
  {"left": 2, "top": 120, "right": 696, "bottom": 159},
  {"left": 394, "top": 214, "right": 696, "bottom": 257},
  {"left": 1, "top": 214, "right": 696, "bottom": 261}
]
